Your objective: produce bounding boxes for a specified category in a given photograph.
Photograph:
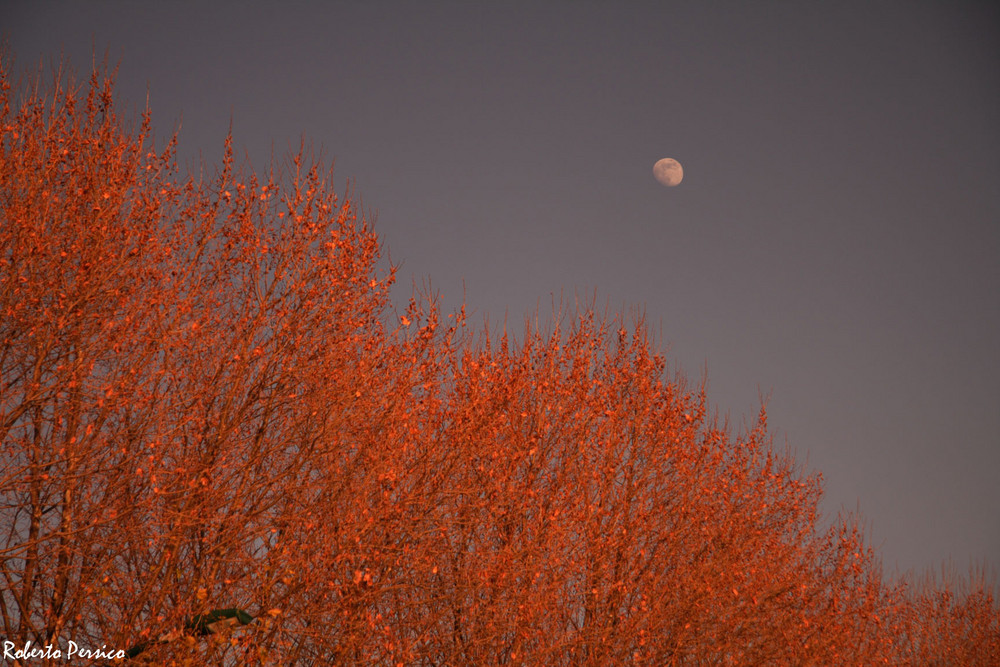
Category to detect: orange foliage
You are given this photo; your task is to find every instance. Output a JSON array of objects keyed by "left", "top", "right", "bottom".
[{"left": 1, "top": 54, "right": 997, "bottom": 665}]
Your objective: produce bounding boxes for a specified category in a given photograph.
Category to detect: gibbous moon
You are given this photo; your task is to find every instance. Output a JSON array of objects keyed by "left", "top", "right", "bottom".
[{"left": 653, "top": 158, "right": 683, "bottom": 187}]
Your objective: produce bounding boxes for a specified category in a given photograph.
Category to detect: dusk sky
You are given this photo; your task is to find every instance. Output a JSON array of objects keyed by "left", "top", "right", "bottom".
[{"left": 5, "top": 1, "right": 998, "bottom": 579}]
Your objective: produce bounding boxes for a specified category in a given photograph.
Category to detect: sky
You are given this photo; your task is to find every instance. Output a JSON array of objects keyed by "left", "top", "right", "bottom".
[{"left": 4, "top": 0, "right": 998, "bottom": 579}]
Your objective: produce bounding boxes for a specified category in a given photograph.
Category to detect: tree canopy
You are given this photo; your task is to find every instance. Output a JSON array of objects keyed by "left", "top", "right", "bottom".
[{"left": 1, "top": 55, "right": 997, "bottom": 666}]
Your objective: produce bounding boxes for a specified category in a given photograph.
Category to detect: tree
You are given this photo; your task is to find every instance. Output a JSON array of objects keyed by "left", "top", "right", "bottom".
[
  {"left": 897, "top": 567, "right": 999, "bottom": 667},
  {"left": 0, "top": 55, "right": 408, "bottom": 663},
  {"left": 2, "top": 53, "right": 997, "bottom": 665}
]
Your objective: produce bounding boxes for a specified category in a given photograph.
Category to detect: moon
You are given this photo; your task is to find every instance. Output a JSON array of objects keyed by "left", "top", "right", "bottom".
[{"left": 653, "top": 158, "right": 683, "bottom": 187}]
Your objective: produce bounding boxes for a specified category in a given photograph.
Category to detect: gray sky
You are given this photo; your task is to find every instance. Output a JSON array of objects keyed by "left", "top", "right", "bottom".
[{"left": 5, "top": 0, "right": 998, "bottom": 578}]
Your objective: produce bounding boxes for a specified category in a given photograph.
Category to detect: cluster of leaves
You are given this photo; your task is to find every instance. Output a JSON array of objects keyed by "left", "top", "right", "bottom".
[{"left": 1, "top": 56, "right": 997, "bottom": 666}]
